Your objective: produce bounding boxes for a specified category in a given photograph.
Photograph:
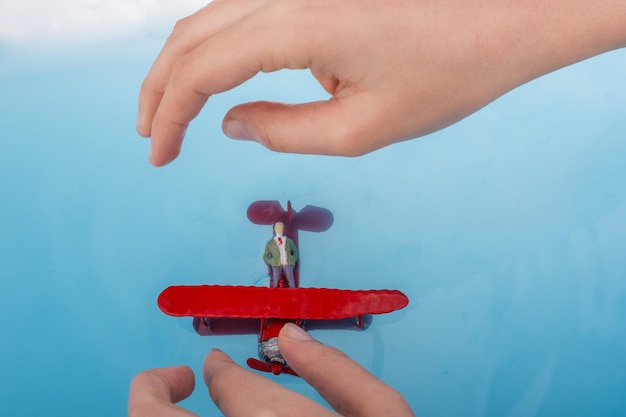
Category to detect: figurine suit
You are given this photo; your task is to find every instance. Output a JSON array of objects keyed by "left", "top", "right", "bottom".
[{"left": 264, "top": 236, "right": 298, "bottom": 287}]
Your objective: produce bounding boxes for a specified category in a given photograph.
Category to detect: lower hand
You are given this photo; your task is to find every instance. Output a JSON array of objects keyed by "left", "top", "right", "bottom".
[{"left": 128, "top": 323, "right": 414, "bottom": 417}]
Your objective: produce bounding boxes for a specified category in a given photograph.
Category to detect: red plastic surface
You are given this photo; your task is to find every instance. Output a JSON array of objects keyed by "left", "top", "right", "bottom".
[
  {"left": 260, "top": 317, "right": 294, "bottom": 341},
  {"left": 158, "top": 285, "right": 409, "bottom": 320},
  {"left": 246, "top": 357, "right": 298, "bottom": 376}
]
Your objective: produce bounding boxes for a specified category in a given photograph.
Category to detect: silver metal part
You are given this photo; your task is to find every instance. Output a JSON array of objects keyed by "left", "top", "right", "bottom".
[{"left": 258, "top": 337, "right": 286, "bottom": 364}]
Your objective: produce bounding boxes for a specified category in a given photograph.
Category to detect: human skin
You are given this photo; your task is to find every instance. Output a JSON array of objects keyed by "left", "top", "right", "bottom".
[
  {"left": 137, "top": 0, "right": 626, "bottom": 166},
  {"left": 128, "top": 323, "right": 415, "bottom": 417},
  {"left": 132, "top": 0, "right": 625, "bottom": 411}
]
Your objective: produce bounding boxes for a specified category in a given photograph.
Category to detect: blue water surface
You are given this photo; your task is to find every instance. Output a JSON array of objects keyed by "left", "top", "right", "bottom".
[{"left": 1, "top": 37, "right": 625, "bottom": 417}]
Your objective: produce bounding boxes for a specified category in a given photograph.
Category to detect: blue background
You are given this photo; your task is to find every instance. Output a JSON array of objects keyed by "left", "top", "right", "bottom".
[{"left": 1, "top": 37, "right": 625, "bottom": 417}]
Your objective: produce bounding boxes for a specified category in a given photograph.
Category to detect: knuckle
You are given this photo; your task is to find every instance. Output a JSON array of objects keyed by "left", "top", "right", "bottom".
[
  {"left": 257, "top": 1, "right": 311, "bottom": 72},
  {"left": 254, "top": 114, "right": 288, "bottom": 153},
  {"left": 129, "top": 371, "right": 155, "bottom": 392},
  {"left": 169, "top": 55, "right": 192, "bottom": 85},
  {"left": 326, "top": 123, "right": 372, "bottom": 157},
  {"left": 170, "top": 16, "right": 192, "bottom": 39},
  {"left": 258, "top": 132, "right": 282, "bottom": 153}
]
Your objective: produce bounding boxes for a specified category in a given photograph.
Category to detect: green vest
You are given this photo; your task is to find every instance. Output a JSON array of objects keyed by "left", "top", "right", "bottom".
[{"left": 263, "top": 237, "right": 298, "bottom": 267}]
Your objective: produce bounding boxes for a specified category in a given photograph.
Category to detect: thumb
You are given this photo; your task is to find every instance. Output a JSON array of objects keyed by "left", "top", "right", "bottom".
[
  {"left": 278, "top": 323, "right": 414, "bottom": 417},
  {"left": 222, "top": 93, "right": 395, "bottom": 156},
  {"left": 277, "top": 323, "right": 370, "bottom": 384}
]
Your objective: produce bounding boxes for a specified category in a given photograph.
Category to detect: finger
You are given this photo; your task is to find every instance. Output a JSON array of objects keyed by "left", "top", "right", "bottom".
[
  {"left": 147, "top": 5, "right": 313, "bottom": 166},
  {"left": 128, "top": 365, "right": 197, "bottom": 417},
  {"left": 221, "top": 90, "right": 403, "bottom": 156},
  {"left": 279, "top": 324, "right": 415, "bottom": 417},
  {"left": 137, "top": 0, "right": 268, "bottom": 137},
  {"left": 203, "top": 349, "right": 336, "bottom": 417}
]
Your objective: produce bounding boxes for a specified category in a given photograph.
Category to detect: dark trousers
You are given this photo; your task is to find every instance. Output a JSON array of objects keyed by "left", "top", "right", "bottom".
[{"left": 271, "top": 265, "right": 295, "bottom": 288}]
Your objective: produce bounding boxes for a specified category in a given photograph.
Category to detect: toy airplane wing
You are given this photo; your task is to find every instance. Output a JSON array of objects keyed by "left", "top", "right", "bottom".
[{"left": 158, "top": 285, "right": 408, "bottom": 320}]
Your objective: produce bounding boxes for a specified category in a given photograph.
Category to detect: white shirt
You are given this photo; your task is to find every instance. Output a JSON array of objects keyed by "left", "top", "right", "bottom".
[{"left": 274, "top": 235, "right": 287, "bottom": 265}]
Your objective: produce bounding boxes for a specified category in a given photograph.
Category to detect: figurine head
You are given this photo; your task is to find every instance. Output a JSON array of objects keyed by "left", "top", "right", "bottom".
[{"left": 273, "top": 222, "right": 284, "bottom": 236}]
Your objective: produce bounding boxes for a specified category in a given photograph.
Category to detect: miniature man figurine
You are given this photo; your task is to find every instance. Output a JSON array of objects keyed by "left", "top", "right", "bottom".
[{"left": 263, "top": 222, "right": 298, "bottom": 288}]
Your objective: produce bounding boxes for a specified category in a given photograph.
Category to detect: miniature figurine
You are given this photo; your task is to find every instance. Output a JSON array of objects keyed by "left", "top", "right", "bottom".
[{"left": 263, "top": 222, "right": 298, "bottom": 288}]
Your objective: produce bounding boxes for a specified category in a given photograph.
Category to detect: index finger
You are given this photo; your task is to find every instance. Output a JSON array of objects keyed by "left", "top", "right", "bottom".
[
  {"left": 203, "top": 349, "right": 336, "bottom": 417},
  {"left": 146, "top": 5, "right": 313, "bottom": 166},
  {"left": 137, "top": 0, "right": 268, "bottom": 138}
]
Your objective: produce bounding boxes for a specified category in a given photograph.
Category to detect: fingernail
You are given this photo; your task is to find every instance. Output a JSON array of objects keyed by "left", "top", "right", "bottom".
[
  {"left": 280, "top": 323, "right": 313, "bottom": 342},
  {"left": 223, "top": 117, "right": 251, "bottom": 141}
]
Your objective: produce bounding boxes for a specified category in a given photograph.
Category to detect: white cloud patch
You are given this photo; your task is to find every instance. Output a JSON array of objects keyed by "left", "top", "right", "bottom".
[{"left": 0, "top": 0, "right": 208, "bottom": 46}]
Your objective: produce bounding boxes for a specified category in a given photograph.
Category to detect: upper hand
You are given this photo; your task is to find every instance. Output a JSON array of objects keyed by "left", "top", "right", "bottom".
[
  {"left": 137, "top": 0, "right": 626, "bottom": 166},
  {"left": 136, "top": 0, "right": 527, "bottom": 166}
]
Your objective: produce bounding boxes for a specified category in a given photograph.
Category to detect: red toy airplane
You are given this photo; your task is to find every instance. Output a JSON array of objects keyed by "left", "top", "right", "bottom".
[{"left": 158, "top": 201, "right": 409, "bottom": 376}]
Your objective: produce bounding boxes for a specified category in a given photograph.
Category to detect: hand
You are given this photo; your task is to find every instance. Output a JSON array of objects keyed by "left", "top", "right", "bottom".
[
  {"left": 137, "top": 0, "right": 626, "bottom": 166},
  {"left": 128, "top": 323, "right": 414, "bottom": 417}
]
